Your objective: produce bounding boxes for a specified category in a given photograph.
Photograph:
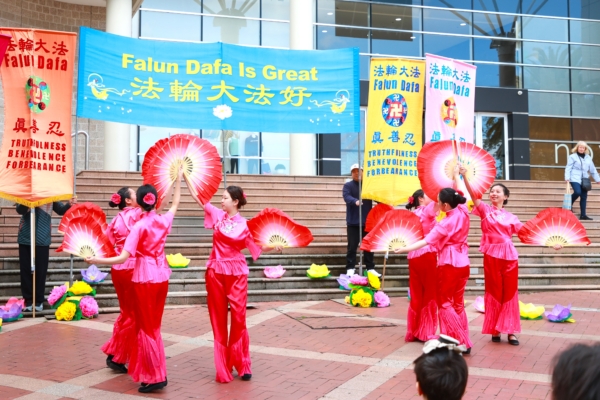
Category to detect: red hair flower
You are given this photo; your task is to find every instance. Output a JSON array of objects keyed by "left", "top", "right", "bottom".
[
  {"left": 243, "top": 193, "right": 247, "bottom": 199},
  {"left": 408, "top": 196, "right": 414, "bottom": 203},
  {"left": 110, "top": 193, "right": 121, "bottom": 204},
  {"left": 143, "top": 192, "right": 156, "bottom": 205}
]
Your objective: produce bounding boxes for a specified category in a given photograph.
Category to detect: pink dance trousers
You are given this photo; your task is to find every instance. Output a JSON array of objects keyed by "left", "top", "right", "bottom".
[
  {"left": 206, "top": 269, "right": 251, "bottom": 383},
  {"left": 437, "top": 264, "right": 472, "bottom": 348},
  {"left": 128, "top": 281, "right": 168, "bottom": 384},
  {"left": 406, "top": 252, "right": 438, "bottom": 342},
  {"left": 482, "top": 254, "right": 521, "bottom": 335},
  {"left": 101, "top": 268, "right": 136, "bottom": 364}
]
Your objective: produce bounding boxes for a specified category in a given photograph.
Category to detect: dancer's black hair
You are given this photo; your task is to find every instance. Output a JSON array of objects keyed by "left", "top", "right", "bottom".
[
  {"left": 226, "top": 186, "right": 247, "bottom": 209},
  {"left": 438, "top": 188, "right": 467, "bottom": 209},
  {"left": 490, "top": 183, "right": 510, "bottom": 205},
  {"left": 108, "top": 187, "right": 132, "bottom": 210},
  {"left": 137, "top": 184, "right": 158, "bottom": 212},
  {"left": 405, "top": 189, "right": 425, "bottom": 211}
]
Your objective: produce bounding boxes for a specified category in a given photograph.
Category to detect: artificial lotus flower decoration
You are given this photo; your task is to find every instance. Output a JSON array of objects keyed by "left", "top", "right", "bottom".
[
  {"left": 263, "top": 265, "right": 286, "bottom": 279},
  {"left": 81, "top": 264, "right": 108, "bottom": 284},
  {"left": 349, "top": 274, "right": 368, "bottom": 287},
  {"left": 67, "top": 281, "right": 95, "bottom": 297},
  {"left": 337, "top": 274, "right": 351, "bottom": 291},
  {"left": 48, "top": 284, "right": 69, "bottom": 309},
  {"left": 306, "top": 264, "right": 330, "bottom": 279},
  {"left": 519, "top": 301, "right": 545, "bottom": 320},
  {"left": 407, "top": 288, "right": 411, "bottom": 302},
  {"left": 374, "top": 291, "right": 390, "bottom": 308},
  {"left": 1, "top": 297, "right": 24, "bottom": 311},
  {"left": 0, "top": 298, "right": 24, "bottom": 322},
  {"left": 166, "top": 253, "right": 191, "bottom": 268},
  {"left": 545, "top": 304, "right": 575, "bottom": 323},
  {"left": 367, "top": 270, "right": 381, "bottom": 290},
  {"left": 350, "top": 287, "right": 375, "bottom": 308},
  {"left": 79, "top": 296, "right": 99, "bottom": 319},
  {"left": 55, "top": 301, "right": 78, "bottom": 321},
  {"left": 473, "top": 296, "right": 485, "bottom": 313}
]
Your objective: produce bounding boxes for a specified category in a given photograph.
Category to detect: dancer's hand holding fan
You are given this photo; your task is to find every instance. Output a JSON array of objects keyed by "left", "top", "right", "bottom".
[
  {"left": 142, "top": 134, "right": 222, "bottom": 209},
  {"left": 417, "top": 140, "right": 496, "bottom": 202},
  {"left": 57, "top": 215, "right": 117, "bottom": 259},
  {"left": 518, "top": 208, "right": 590, "bottom": 250},
  {"left": 247, "top": 208, "right": 314, "bottom": 253}
]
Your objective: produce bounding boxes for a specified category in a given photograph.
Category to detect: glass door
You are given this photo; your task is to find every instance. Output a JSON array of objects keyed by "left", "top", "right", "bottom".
[{"left": 475, "top": 113, "right": 509, "bottom": 180}]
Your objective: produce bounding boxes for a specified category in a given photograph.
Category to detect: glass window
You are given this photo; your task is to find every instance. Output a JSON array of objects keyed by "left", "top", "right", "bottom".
[
  {"left": 572, "top": 93, "right": 600, "bottom": 118},
  {"left": 262, "top": 22, "right": 290, "bottom": 48},
  {"left": 530, "top": 167, "right": 567, "bottom": 181},
  {"left": 137, "top": 127, "right": 200, "bottom": 170},
  {"left": 570, "top": 0, "right": 600, "bottom": 20},
  {"left": 528, "top": 91, "right": 571, "bottom": 116},
  {"left": 522, "top": 16, "right": 568, "bottom": 42},
  {"left": 523, "top": 42, "right": 569, "bottom": 66},
  {"left": 523, "top": 67, "right": 570, "bottom": 90},
  {"left": 203, "top": 0, "right": 259, "bottom": 18},
  {"left": 573, "top": 118, "right": 600, "bottom": 142},
  {"left": 261, "top": 133, "right": 290, "bottom": 175},
  {"left": 360, "top": 55, "right": 370, "bottom": 80},
  {"left": 571, "top": 69, "right": 600, "bottom": 92},
  {"left": 203, "top": 16, "right": 259, "bottom": 45},
  {"left": 472, "top": 11, "right": 519, "bottom": 37},
  {"left": 317, "top": 26, "right": 368, "bottom": 51},
  {"left": 570, "top": 45, "right": 600, "bottom": 68},
  {"left": 341, "top": 109, "right": 366, "bottom": 175},
  {"left": 530, "top": 142, "right": 569, "bottom": 167},
  {"left": 529, "top": 116, "right": 571, "bottom": 140},
  {"left": 424, "top": 34, "right": 470, "bottom": 60},
  {"left": 423, "top": 8, "right": 472, "bottom": 34},
  {"left": 142, "top": 0, "right": 201, "bottom": 12},
  {"left": 317, "top": 0, "right": 368, "bottom": 26},
  {"left": 473, "top": 0, "right": 520, "bottom": 13},
  {"left": 474, "top": 38, "right": 519, "bottom": 64},
  {"left": 521, "top": 0, "right": 568, "bottom": 17},
  {"left": 371, "top": 4, "right": 421, "bottom": 57},
  {"left": 262, "top": 0, "right": 289, "bottom": 20},
  {"left": 570, "top": 20, "right": 600, "bottom": 45},
  {"left": 474, "top": 63, "right": 521, "bottom": 88},
  {"left": 423, "top": 0, "right": 470, "bottom": 8},
  {"left": 141, "top": 11, "right": 201, "bottom": 41}
]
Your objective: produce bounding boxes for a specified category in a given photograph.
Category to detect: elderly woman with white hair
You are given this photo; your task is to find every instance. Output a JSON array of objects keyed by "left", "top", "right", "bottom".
[{"left": 565, "top": 141, "right": 600, "bottom": 220}]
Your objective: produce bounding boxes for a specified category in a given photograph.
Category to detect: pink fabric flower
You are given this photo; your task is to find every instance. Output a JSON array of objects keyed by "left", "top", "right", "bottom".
[
  {"left": 110, "top": 193, "right": 122, "bottom": 204},
  {"left": 408, "top": 196, "right": 414, "bottom": 204},
  {"left": 264, "top": 265, "right": 285, "bottom": 279},
  {"left": 349, "top": 275, "right": 368, "bottom": 286},
  {"left": 143, "top": 192, "right": 156, "bottom": 205},
  {"left": 1, "top": 297, "right": 25, "bottom": 311},
  {"left": 374, "top": 291, "right": 390, "bottom": 307},
  {"left": 79, "top": 296, "right": 99, "bottom": 318},
  {"left": 48, "top": 285, "right": 67, "bottom": 306}
]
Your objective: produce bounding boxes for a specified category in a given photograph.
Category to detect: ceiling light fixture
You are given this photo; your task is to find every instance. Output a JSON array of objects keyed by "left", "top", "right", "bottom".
[
  {"left": 460, "top": 22, "right": 467, "bottom": 26},
  {"left": 327, "top": 12, "right": 333, "bottom": 15},
  {"left": 395, "top": 18, "right": 402, "bottom": 21},
  {"left": 322, "top": 30, "right": 328, "bottom": 33}
]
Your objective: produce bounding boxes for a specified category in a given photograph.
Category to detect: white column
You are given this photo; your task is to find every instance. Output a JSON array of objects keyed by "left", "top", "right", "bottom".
[
  {"left": 289, "top": 0, "right": 316, "bottom": 176},
  {"left": 103, "top": 0, "right": 132, "bottom": 171}
]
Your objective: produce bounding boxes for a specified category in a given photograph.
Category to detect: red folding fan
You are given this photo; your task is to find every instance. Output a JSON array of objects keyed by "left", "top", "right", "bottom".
[
  {"left": 518, "top": 208, "right": 591, "bottom": 247},
  {"left": 366, "top": 203, "right": 394, "bottom": 232},
  {"left": 417, "top": 140, "right": 496, "bottom": 201},
  {"left": 248, "top": 208, "right": 314, "bottom": 248},
  {"left": 142, "top": 134, "right": 222, "bottom": 209},
  {"left": 57, "top": 216, "right": 117, "bottom": 258},
  {"left": 58, "top": 203, "right": 107, "bottom": 234},
  {"left": 361, "top": 209, "right": 424, "bottom": 252}
]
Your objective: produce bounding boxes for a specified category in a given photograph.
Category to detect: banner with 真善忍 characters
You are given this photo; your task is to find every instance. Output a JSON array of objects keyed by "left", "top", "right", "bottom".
[
  {"left": 76, "top": 27, "right": 360, "bottom": 133},
  {"left": 0, "top": 29, "right": 75, "bottom": 207},
  {"left": 425, "top": 53, "right": 476, "bottom": 143},
  {"left": 362, "top": 58, "right": 425, "bottom": 206}
]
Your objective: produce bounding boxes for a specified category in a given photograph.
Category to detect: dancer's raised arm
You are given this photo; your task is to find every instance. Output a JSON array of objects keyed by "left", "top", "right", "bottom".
[
  {"left": 458, "top": 164, "right": 481, "bottom": 208},
  {"left": 169, "top": 167, "right": 184, "bottom": 215}
]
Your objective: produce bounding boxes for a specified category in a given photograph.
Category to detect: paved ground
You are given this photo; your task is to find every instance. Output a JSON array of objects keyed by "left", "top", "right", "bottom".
[{"left": 1, "top": 290, "right": 599, "bottom": 400}]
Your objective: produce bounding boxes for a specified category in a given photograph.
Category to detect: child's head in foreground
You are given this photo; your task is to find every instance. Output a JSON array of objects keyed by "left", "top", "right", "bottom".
[
  {"left": 414, "top": 335, "right": 469, "bottom": 400},
  {"left": 551, "top": 343, "right": 600, "bottom": 400}
]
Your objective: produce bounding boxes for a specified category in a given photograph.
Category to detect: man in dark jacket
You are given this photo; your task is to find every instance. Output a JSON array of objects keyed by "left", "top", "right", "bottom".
[
  {"left": 16, "top": 199, "right": 75, "bottom": 312},
  {"left": 342, "top": 164, "right": 379, "bottom": 277}
]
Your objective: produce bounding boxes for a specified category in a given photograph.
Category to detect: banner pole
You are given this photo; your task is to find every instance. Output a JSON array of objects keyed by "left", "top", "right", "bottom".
[
  {"left": 358, "top": 131, "right": 363, "bottom": 277},
  {"left": 70, "top": 120, "right": 79, "bottom": 287},
  {"left": 222, "top": 131, "right": 227, "bottom": 189},
  {"left": 31, "top": 207, "right": 36, "bottom": 318}
]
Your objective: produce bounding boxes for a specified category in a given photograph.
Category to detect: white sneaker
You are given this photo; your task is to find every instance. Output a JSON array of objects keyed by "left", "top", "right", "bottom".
[
  {"left": 368, "top": 269, "right": 382, "bottom": 277},
  {"left": 346, "top": 268, "right": 356, "bottom": 277}
]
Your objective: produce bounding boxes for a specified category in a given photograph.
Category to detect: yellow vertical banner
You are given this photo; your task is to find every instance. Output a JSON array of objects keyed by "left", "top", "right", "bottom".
[{"left": 362, "top": 58, "right": 425, "bottom": 205}]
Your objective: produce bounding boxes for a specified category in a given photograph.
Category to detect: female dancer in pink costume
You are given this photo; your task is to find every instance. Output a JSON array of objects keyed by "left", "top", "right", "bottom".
[
  {"left": 86, "top": 169, "right": 183, "bottom": 393},
  {"left": 102, "top": 187, "right": 142, "bottom": 373},
  {"left": 460, "top": 167, "right": 523, "bottom": 345},
  {"left": 404, "top": 189, "right": 439, "bottom": 342},
  {"left": 190, "top": 186, "right": 281, "bottom": 383},
  {"left": 396, "top": 183, "right": 472, "bottom": 352}
]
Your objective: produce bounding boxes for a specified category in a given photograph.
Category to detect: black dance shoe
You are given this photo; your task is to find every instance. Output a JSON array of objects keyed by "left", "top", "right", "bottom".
[
  {"left": 138, "top": 379, "right": 168, "bottom": 393},
  {"left": 508, "top": 335, "right": 520, "bottom": 346},
  {"left": 106, "top": 355, "right": 128, "bottom": 374},
  {"left": 491, "top": 335, "right": 501, "bottom": 343},
  {"left": 580, "top": 215, "right": 593, "bottom": 220},
  {"left": 242, "top": 374, "right": 252, "bottom": 381}
]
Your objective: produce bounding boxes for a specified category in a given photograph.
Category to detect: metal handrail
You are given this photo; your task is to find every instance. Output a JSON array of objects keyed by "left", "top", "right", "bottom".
[{"left": 71, "top": 130, "right": 89, "bottom": 172}]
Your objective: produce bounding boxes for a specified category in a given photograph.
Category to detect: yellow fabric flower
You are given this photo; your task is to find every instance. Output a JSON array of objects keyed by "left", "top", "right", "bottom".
[
  {"left": 367, "top": 271, "right": 381, "bottom": 290},
  {"left": 69, "top": 281, "right": 93, "bottom": 295},
  {"left": 166, "top": 253, "right": 190, "bottom": 268},
  {"left": 55, "top": 301, "right": 77, "bottom": 321},
  {"left": 351, "top": 289, "right": 373, "bottom": 308},
  {"left": 0, "top": 318, "right": 3, "bottom": 329},
  {"left": 519, "top": 300, "right": 545, "bottom": 320},
  {"left": 307, "top": 264, "right": 330, "bottom": 278}
]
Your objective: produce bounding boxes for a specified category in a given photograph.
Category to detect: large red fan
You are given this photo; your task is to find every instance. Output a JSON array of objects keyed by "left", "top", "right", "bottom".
[
  {"left": 366, "top": 203, "right": 394, "bottom": 232},
  {"left": 417, "top": 140, "right": 496, "bottom": 202},
  {"left": 248, "top": 208, "right": 313, "bottom": 248},
  {"left": 142, "top": 134, "right": 222, "bottom": 209},
  {"left": 518, "top": 208, "right": 591, "bottom": 247},
  {"left": 361, "top": 209, "right": 424, "bottom": 252},
  {"left": 58, "top": 203, "right": 107, "bottom": 234},
  {"left": 57, "top": 215, "right": 117, "bottom": 258}
]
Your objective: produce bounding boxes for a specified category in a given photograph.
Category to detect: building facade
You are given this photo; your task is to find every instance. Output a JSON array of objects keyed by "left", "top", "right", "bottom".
[{"left": 1, "top": 0, "right": 599, "bottom": 180}]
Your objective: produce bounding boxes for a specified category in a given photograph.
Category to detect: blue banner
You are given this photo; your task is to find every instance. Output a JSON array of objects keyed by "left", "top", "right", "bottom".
[{"left": 76, "top": 27, "right": 360, "bottom": 133}]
